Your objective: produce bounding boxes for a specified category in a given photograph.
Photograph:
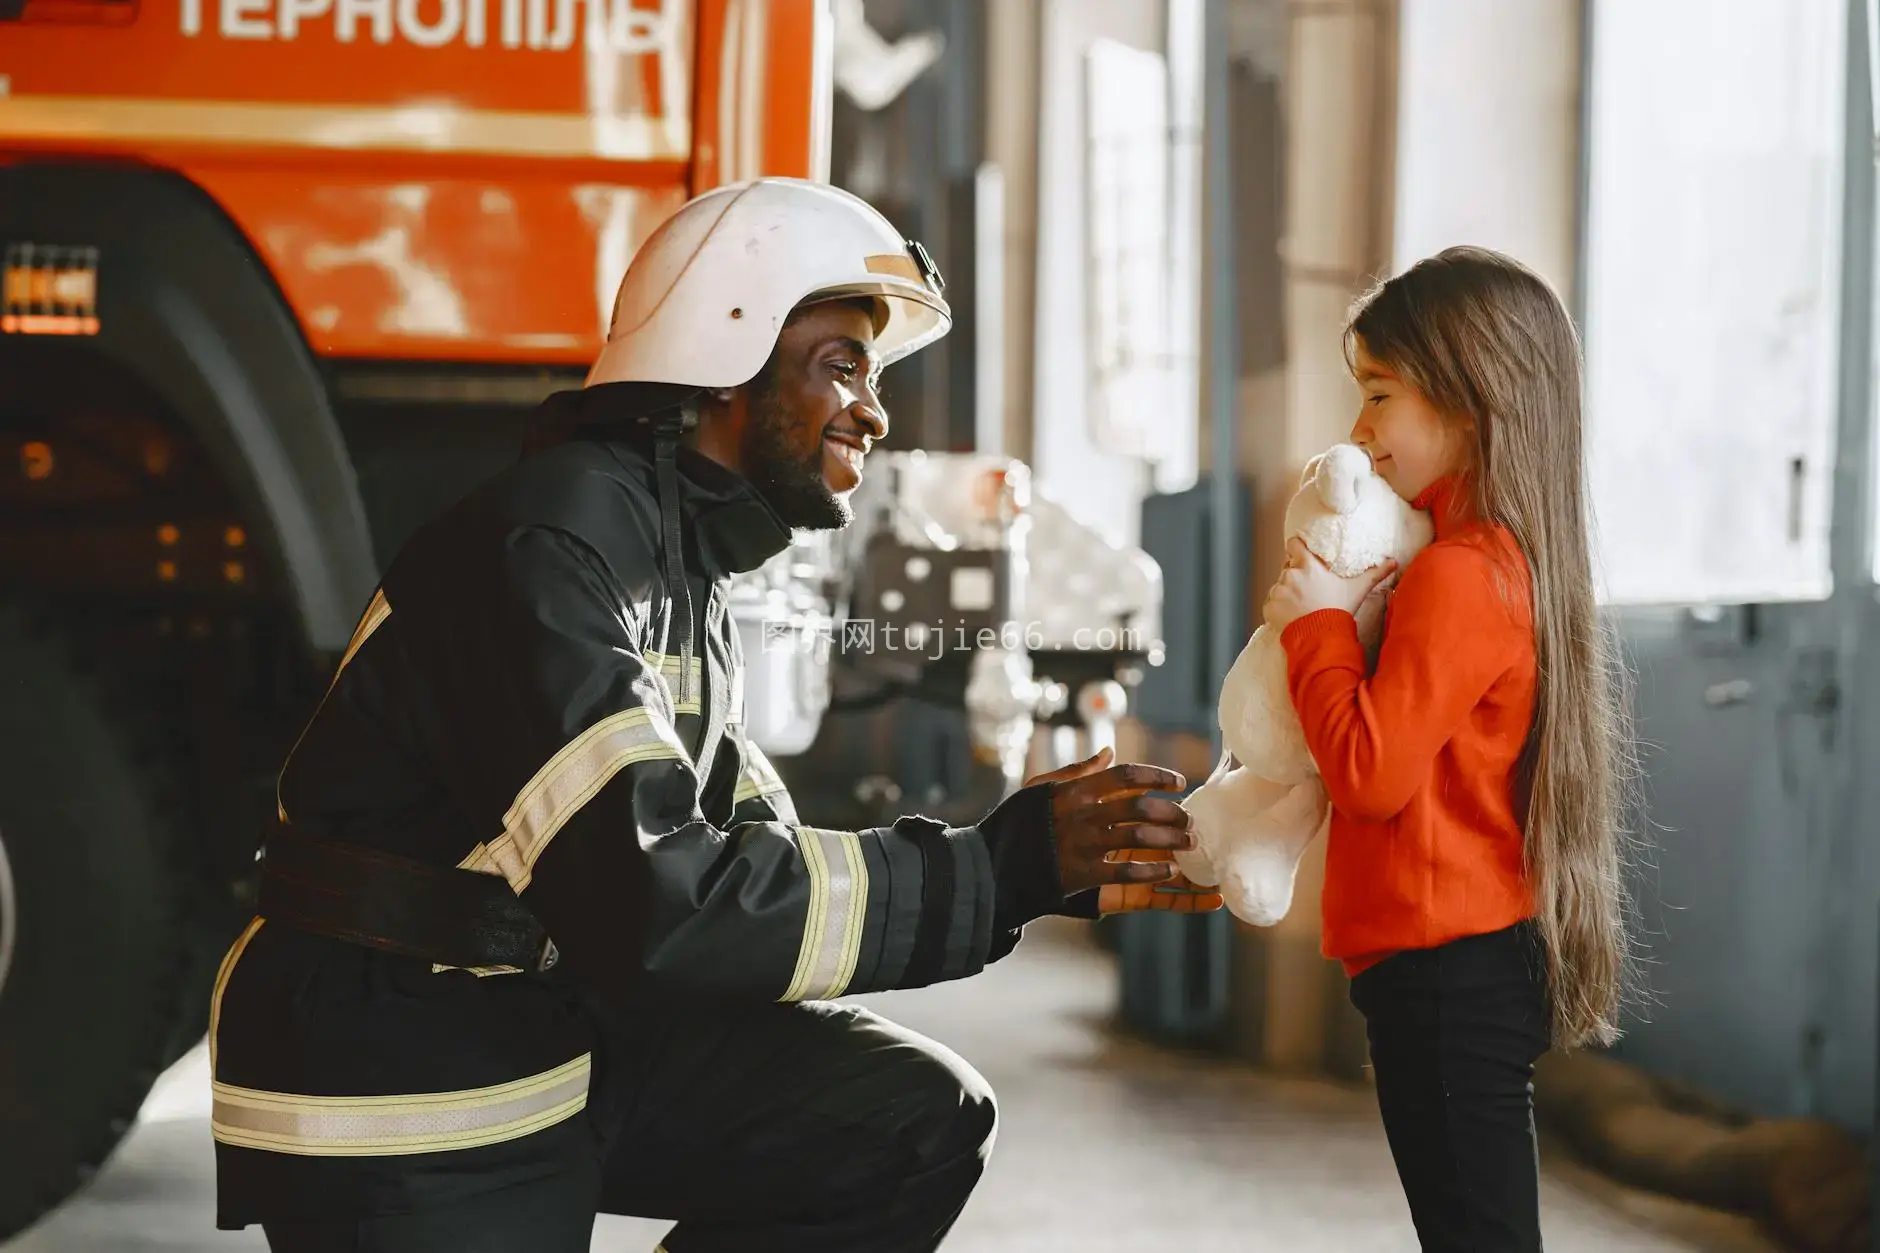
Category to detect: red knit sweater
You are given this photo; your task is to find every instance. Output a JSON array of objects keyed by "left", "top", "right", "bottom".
[{"left": 1279, "top": 476, "right": 1537, "bottom": 976}]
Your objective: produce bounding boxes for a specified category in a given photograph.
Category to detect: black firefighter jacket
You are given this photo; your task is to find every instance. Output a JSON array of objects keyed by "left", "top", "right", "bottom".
[{"left": 210, "top": 412, "right": 1073, "bottom": 1226}]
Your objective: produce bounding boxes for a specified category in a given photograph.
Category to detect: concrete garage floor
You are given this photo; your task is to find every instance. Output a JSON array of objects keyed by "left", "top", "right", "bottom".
[{"left": 8, "top": 920, "right": 1780, "bottom": 1253}]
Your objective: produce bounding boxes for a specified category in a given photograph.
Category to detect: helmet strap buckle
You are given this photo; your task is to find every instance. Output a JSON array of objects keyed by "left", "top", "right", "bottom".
[{"left": 906, "top": 238, "right": 946, "bottom": 297}]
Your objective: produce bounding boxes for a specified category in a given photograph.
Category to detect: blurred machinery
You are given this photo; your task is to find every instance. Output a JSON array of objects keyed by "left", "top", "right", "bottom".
[{"left": 732, "top": 449, "right": 1164, "bottom": 829}]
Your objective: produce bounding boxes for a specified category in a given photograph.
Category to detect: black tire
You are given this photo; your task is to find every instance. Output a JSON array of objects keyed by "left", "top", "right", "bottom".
[{"left": 0, "top": 609, "right": 203, "bottom": 1239}]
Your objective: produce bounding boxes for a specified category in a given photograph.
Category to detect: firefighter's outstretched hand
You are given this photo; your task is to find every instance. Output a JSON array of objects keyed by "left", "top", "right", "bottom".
[{"left": 1026, "top": 747, "right": 1219, "bottom": 913}]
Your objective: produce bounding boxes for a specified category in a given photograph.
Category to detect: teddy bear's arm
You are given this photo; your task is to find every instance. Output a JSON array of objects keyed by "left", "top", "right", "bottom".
[{"left": 1278, "top": 544, "right": 1527, "bottom": 823}]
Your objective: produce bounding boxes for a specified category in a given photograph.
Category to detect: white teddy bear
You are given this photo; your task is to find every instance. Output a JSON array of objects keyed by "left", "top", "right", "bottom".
[{"left": 1175, "top": 443, "right": 1434, "bottom": 926}]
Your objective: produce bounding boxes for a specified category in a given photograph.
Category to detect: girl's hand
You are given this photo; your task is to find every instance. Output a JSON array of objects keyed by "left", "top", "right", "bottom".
[
  {"left": 1353, "top": 568, "right": 1401, "bottom": 640},
  {"left": 1263, "top": 539, "right": 1398, "bottom": 631}
]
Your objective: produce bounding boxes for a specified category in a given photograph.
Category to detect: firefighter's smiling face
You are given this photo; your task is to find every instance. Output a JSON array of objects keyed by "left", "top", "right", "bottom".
[{"left": 717, "top": 299, "right": 888, "bottom": 531}]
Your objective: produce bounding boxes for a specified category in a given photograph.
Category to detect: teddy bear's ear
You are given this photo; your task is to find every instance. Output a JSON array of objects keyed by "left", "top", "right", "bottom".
[
  {"left": 1298, "top": 453, "right": 1326, "bottom": 489},
  {"left": 1315, "top": 444, "right": 1370, "bottom": 514}
]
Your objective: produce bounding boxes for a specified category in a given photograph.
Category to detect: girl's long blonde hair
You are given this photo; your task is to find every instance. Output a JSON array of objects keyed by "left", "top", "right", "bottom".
[{"left": 1347, "top": 246, "right": 1639, "bottom": 1049}]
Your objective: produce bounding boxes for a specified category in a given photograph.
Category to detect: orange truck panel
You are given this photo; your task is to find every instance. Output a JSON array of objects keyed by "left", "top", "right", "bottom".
[{"left": 0, "top": 0, "right": 831, "bottom": 363}]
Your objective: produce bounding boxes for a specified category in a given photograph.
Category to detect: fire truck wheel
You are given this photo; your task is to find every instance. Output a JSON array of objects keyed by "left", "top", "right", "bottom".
[{"left": 0, "top": 609, "right": 200, "bottom": 1240}]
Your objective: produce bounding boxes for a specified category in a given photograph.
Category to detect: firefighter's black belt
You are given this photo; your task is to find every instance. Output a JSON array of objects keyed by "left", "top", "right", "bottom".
[{"left": 257, "top": 827, "right": 558, "bottom": 972}]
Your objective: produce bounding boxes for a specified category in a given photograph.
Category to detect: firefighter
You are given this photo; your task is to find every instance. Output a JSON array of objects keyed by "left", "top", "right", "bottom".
[{"left": 210, "top": 177, "right": 1220, "bottom": 1253}]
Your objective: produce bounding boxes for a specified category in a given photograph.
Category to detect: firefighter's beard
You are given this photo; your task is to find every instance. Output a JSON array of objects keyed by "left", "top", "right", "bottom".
[{"left": 740, "top": 388, "right": 852, "bottom": 531}]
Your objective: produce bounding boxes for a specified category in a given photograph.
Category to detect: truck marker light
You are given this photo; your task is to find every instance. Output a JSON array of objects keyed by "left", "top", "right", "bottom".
[
  {"left": 2, "top": 243, "right": 100, "bottom": 337},
  {"left": 19, "top": 442, "right": 53, "bottom": 481}
]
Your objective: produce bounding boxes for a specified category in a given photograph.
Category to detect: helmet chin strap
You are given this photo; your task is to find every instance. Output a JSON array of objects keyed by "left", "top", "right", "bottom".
[{"left": 650, "top": 400, "right": 700, "bottom": 708}]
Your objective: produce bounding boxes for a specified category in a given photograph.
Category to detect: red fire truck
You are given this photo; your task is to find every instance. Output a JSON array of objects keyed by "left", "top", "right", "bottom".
[{"left": 0, "top": 0, "right": 831, "bottom": 1232}]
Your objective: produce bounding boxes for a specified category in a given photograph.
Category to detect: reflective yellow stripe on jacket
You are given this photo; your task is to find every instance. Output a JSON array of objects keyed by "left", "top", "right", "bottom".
[
  {"left": 460, "top": 705, "right": 689, "bottom": 896},
  {"left": 277, "top": 588, "right": 392, "bottom": 825},
  {"left": 734, "top": 741, "right": 788, "bottom": 805},
  {"left": 208, "top": 915, "right": 265, "bottom": 1071},
  {"left": 211, "top": 1054, "right": 591, "bottom": 1157},
  {"left": 780, "top": 828, "right": 868, "bottom": 1002}
]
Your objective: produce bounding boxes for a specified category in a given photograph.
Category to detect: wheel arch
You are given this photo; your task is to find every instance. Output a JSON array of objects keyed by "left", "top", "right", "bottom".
[{"left": 0, "top": 160, "right": 377, "bottom": 652}]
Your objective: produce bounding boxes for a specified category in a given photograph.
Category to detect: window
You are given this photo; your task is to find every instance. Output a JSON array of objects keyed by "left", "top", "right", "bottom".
[
  {"left": 1582, "top": 0, "right": 1848, "bottom": 605},
  {"left": 1083, "top": 39, "right": 1186, "bottom": 481}
]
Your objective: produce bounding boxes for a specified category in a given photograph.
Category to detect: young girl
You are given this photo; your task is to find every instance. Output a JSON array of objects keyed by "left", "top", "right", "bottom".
[{"left": 1263, "top": 245, "right": 1634, "bottom": 1252}]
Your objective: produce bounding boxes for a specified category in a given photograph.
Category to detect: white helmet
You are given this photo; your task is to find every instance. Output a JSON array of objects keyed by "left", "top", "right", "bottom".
[{"left": 585, "top": 177, "right": 951, "bottom": 390}]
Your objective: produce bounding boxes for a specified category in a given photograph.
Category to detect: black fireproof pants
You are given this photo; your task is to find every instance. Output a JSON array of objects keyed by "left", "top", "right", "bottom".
[
  {"left": 1348, "top": 921, "right": 1554, "bottom": 1253},
  {"left": 262, "top": 999, "right": 997, "bottom": 1253}
]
